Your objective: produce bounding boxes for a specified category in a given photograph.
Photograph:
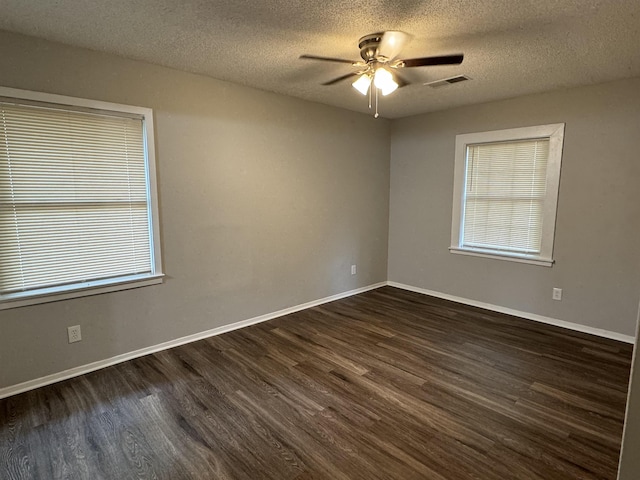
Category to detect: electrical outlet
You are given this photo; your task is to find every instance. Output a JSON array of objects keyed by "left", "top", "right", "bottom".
[
  {"left": 552, "top": 288, "right": 563, "bottom": 301},
  {"left": 67, "top": 325, "right": 82, "bottom": 343},
  {"left": 351, "top": 265, "right": 357, "bottom": 275}
]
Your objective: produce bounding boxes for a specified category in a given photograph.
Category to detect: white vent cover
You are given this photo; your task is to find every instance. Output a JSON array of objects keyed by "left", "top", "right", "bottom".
[{"left": 424, "top": 75, "right": 471, "bottom": 88}]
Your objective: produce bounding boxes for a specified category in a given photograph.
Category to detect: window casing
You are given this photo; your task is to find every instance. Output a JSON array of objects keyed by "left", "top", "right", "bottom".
[
  {"left": 0, "top": 87, "right": 163, "bottom": 309},
  {"left": 450, "top": 124, "right": 564, "bottom": 266}
]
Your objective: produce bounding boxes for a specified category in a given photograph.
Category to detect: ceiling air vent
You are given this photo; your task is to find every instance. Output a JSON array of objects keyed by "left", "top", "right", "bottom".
[{"left": 424, "top": 75, "right": 471, "bottom": 88}]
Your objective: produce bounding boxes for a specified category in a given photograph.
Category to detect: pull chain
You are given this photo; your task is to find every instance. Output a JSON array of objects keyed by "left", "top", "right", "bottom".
[{"left": 374, "top": 87, "right": 379, "bottom": 118}]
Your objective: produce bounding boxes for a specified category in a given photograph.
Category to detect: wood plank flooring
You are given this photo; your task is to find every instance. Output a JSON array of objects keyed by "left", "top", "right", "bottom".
[{"left": 0, "top": 286, "right": 634, "bottom": 479}]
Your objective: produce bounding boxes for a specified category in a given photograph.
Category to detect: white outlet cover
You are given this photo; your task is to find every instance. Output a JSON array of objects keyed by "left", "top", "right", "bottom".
[
  {"left": 351, "top": 265, "right": 357, "bottom": 275},
  {"left": 67, "top": 325, "right": 82, "bottom": 343}
]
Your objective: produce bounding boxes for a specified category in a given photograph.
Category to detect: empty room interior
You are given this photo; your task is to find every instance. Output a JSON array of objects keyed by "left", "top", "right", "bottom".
[{"left": 1, "top": 1, "right": 640, "bottom": 479}]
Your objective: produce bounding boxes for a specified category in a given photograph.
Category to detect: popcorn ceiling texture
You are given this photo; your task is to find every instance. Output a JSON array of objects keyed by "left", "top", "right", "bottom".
[{"left": 0, "top": 0, "right": 639, "bottom": 118}]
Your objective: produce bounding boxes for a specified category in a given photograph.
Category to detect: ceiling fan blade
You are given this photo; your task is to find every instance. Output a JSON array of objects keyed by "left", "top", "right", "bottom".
[
  {"left": 400, "top": 54, "right": 464, "bottom": 68},
  {"left": 377, "top": 31, "right": 412, "bottom": 61},
  {"left": 300, "top": 54, "right": 356, "bottom": 65},
  {"left": 321, "top": 72, "right": 360, "bottom": 86}
]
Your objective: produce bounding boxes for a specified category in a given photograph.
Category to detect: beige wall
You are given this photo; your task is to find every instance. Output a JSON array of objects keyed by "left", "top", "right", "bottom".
[
  {"left": 0, "top": 31, "right": 391, "bottom": 389},
  {"left": 388, "top": 78, "right": 640, "bottom": 336}
]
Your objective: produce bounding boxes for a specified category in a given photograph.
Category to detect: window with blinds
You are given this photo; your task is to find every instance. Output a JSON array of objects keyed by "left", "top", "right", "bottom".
[
  {"left": 0, "top": 88, "right": 162, "bottom": 308},
  {"left": 451, "top": 124, "right": 564, "bottom": 266},
  {"left": 463, "top": 139, "right": 549, "bottom": 254}
]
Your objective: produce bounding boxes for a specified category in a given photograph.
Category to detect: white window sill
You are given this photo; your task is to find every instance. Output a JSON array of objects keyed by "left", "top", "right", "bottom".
[
  {"left": 449, "top": 247, "right": 554, "bottom": 267},
  {"left": 0, "top": 273, "right": 165, "bottom": 310}
]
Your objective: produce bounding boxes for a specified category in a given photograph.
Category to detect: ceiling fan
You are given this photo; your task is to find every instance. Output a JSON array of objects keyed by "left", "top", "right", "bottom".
[{"left": 300, "top": 31, "right": 463, "bottom": 117}]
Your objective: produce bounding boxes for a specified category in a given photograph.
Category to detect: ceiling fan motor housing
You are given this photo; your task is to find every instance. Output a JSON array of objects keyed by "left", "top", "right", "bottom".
[{"left": 358, "top": 33, "right": 384, "bottom": 61}]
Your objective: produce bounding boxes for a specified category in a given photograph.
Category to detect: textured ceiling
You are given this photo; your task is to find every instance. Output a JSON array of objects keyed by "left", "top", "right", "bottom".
[{"left": 1, "top": 0, "right": 639, "bottom": 118}]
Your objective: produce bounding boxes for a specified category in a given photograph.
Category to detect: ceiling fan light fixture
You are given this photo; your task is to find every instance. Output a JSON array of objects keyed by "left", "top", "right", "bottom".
[
  {"left": 352, "top": 74, "right": 372, "bottom": 95},
  {"left": 374, "top": 68, "right": 398, "bottom": 96},
  {"left": 301, "top": 30, "right": 464, "bottom": 117}
]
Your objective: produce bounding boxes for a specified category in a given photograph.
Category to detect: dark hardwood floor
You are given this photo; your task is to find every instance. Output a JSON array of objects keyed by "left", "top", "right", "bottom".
[{"left": 1, "top": 286, "right": 634, "bottom": 479}]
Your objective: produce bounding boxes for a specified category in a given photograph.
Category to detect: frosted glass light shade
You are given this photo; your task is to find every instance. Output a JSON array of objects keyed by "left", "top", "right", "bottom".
[
  {"left": 352, "top": 74, "right": 372, "bottom": 95},
  {"left": 374, "top": 68, "right": 398, "bottom": 96},
  {"left": 380, "top": 82, "right": 398, "bottom": 96}
]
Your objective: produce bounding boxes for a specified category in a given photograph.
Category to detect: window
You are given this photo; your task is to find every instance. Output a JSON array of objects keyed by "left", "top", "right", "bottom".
[
  {"left": 0, "top": 87, "right": 162, "bottom": 309},
  {"left": 450, "top": 124, "right": 564, "bottom": 266}
]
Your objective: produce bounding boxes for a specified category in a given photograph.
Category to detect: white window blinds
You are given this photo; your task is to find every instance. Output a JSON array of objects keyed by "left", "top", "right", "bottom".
[
  {"left": 462, "top": 139, "right": 550, "bottom": 254},
  {"left": 0, "top": 101, "right": 153, "bottom": 296}
]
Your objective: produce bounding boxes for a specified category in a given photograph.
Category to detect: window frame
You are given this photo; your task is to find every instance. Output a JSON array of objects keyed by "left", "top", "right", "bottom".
[
  {"left": 450, "top": 123, "right": 565, "bottom": 267},
  {"left": 0, "top": 86, "right": 163, "bottom": 310}
]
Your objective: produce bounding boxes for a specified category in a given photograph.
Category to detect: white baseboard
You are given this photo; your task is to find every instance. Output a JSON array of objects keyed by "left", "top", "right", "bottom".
[
  {"left": 3, "top": 280, "right": 632, "bottom": 399},
  {"left": 387, "top": 281, "right": 636, "bottom": 344},
  {"left": 0, "top": 282, "right": 386, "bottom": 400}
]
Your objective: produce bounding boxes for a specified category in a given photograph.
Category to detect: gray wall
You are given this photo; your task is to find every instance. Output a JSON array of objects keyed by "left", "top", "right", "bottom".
[
  {"left": 0, "top": 31, "right": 391, "bottom": 389},
  {"left": 388, "top": 78, "right": 640, "bottom": 336},
  {"left": 618, "top": 301, "right": 640, "bottom": 479},
  {"left": 1, "top": 28, "right": 638, "bottom": 393}
]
